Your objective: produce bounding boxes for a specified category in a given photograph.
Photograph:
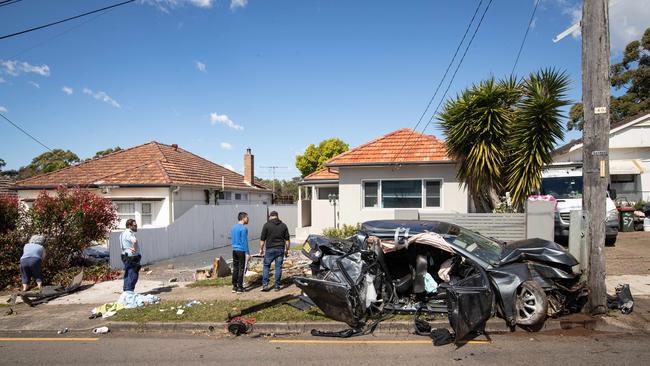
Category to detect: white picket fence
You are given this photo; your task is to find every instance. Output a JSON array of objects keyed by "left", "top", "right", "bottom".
[
  {"left": 418, "top": 212, "right": 527, "bottom": 242},
  {"left": 109, "top": 203, "right": 296, "bottom": 269}
]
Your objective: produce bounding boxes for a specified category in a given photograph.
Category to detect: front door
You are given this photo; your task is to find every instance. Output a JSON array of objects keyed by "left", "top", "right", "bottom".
[{"left": 444, "top": 263, "right": 494, "bottom": 343}]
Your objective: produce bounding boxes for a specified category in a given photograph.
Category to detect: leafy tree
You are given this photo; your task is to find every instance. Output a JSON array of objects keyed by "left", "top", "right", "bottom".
[
  {"left": 92, "top": 146, "right": 122, "bottom": 159},
  {"left": 19, "top": 149, "right": 80, "bottom": 179},
  {"left": 568, "top": 27, "right": 650, "bottom": 131},
  {"left": 0, "top": 158, "right": 5, "bottom": 170},
  {"left": 256, "top": 177, "right": 300, "bottom": 200},
  {"left": 295, "top": 138, "right": 349, "bottom": 177},
  {"left": 440, "top": 68, "right": 570, "bottom": 211}
]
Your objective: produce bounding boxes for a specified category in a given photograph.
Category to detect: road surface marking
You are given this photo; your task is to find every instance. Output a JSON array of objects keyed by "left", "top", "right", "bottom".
[
  {"left": 269, "top": 339, "right": 491, "bottom": 345},
  {"left": 0, "top": 338, "right": 99, "bottom": 342}
]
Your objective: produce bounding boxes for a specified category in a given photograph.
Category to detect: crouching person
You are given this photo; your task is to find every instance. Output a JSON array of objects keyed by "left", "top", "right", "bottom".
[
  {"left": 20, "top": 235, "right": 46, "bottom": 292},
  {"left": 120, "top": 219, "right": 141, "bottom": 292}
]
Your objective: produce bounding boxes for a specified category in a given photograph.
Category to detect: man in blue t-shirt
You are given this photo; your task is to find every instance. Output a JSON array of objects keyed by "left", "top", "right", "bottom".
[{"left": 231, "top": 212, "right": 249, "bottom": 293}]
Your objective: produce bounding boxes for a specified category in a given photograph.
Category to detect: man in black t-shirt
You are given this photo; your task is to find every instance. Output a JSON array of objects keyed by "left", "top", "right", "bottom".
[{"left": 259, "top": 211, "right": 290, "bottom": 291}]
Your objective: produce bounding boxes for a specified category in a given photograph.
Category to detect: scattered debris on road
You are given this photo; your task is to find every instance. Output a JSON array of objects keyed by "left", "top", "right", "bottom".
[{"left": 92, "top": 326, "right": 110, "bottom": 334}]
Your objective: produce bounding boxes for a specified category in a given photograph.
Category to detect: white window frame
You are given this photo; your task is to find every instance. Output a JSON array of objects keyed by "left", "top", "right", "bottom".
[
  {"left": 114, "top": 201, "right": 157, "bottom": 228},
  {"left": 360, "top": 178, "right": 444, "bottom": 210},
  {"left": 140, "top": 202, "right": 154, "bottom": 227},
  {"left": 317, "top": 185, "right": 339, "bottom": 201}
]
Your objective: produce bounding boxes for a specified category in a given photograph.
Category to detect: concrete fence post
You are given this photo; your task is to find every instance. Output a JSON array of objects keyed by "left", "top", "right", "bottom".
[{"left": 525, "top": 200, "right": 555, "bottom": 241}]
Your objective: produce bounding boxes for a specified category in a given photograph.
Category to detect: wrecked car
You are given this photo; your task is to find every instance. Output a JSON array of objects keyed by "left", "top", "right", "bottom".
[{"left": 294, "top": 220, "right": 587, "bottom": 341}]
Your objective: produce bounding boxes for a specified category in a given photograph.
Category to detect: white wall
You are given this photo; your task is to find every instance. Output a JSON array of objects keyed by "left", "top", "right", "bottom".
[
  {"left": 337, "top": 164, "right": 468, "bottom": 226},
  {"left": 172, "top": 187, "right": 272, "bottom": 220}
]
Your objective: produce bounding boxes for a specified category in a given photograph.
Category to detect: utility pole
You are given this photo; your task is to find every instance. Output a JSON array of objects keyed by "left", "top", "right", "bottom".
[
  {"left": 260, "top": 166, "right": 287, "bottom": 199},
  {"left": 582, "top": 0, "right": 610, "bottom": 315}
]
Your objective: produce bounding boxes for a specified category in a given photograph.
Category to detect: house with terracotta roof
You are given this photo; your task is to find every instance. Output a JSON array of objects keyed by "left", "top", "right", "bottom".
[
  {"left": 13, "top": 142, "right": 272, "bottom": 228},
  {"left": 0, "top": 176, "right": 17, "bottom": 198},
  {"left": 296, "top": 128, "right": 468, "bottom": 238},
  {"left": 552, "top": 110, "right": 650, "bottom": 202}
]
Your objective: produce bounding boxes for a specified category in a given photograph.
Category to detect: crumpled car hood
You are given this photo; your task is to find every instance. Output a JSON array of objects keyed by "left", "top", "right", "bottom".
[{"left": 499, "top": 238, "right": 579, "bottom": 267}]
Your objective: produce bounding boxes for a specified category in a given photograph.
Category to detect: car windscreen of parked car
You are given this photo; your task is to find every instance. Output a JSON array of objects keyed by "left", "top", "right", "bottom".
[{"left": 443, "top": 226, "right": 503, "bottom": 265}]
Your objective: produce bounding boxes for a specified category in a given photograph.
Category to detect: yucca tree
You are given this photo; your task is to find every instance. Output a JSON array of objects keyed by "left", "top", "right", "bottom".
[
  {"left": 506, "top": 69, "right": 570, "bottom": 207},
  {"left": 439, "top": 68, "right": 570, "bottom": 211}
]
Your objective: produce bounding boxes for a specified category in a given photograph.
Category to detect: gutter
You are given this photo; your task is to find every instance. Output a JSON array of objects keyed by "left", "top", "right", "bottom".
[{"left": 325, "top": 160, "right": 456, "bottom": 168}]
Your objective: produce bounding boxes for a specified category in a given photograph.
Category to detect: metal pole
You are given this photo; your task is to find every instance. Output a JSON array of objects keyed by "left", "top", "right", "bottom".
[{"left": 581, "top": 0, "right": 610, "bottom": 315}]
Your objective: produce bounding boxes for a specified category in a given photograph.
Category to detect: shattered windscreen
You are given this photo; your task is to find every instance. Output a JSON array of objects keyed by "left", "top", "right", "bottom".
[{"left": 443, "top": 226, "right": 503, "bottom": 265}]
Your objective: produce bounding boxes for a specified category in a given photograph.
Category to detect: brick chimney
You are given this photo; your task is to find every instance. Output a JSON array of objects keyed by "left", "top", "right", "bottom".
[{"left": 244, "top": 148, "right": 254, "bottom": 186}]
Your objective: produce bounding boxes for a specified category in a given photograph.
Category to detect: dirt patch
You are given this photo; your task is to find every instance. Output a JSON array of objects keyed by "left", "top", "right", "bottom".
[{"left": 605, "top": 232, "right": 650, "bottom": 276}]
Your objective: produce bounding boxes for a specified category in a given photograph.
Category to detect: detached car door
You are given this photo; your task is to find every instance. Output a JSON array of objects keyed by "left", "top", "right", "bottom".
[
  {"left": 443, "top": 264, "right": 495, "bottom": 343},
  {"left": 294, "top": 276, "right": 361, "bottom": 327}
]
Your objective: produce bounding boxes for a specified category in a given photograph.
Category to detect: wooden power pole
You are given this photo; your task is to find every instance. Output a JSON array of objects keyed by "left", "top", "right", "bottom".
[{"left": 582, "top": 0, "right": 611, "bottom": 315}]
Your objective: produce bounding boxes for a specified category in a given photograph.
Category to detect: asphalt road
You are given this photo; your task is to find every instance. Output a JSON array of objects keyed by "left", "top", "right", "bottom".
[{"left": 1, "top": 330, "right": 649, "bottom": 366}]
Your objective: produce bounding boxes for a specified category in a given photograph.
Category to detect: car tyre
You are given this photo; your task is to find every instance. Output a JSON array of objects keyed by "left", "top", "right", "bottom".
[
  {"left": 605, "top": 236, "right": 617, "bottom": 247},
  {"left": 515, "top": 281, "right": 548, "bottom": 330}
]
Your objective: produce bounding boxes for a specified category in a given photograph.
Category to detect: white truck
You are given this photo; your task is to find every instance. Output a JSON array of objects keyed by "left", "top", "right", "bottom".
[{"left": 540, "top": 165, "right": 619, "bottom": 246}]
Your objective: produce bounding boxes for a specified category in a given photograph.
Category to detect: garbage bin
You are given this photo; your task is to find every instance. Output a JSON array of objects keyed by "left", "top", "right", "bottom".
[{"left": 619, "top": 207, "right": 635, "bottom": 232}]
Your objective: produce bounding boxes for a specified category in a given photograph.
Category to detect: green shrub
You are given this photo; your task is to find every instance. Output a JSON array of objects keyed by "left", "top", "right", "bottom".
[{"left": 322, "top": 223, "right": 361, "bottom": 239}]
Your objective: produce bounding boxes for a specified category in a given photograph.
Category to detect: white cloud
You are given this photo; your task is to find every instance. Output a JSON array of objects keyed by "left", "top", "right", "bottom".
[
  {"left": 230, "top": 0, "right": 247, "bottom": 10},
  {"left": 558, "top": 0, "right": 650, "bottom": 53},
  {"left": 141, "top": 0, "right": 213, "bottom": 13},
  {"left": 195, "top": 61, "right": 207, "bottom": 72},
  {"left": 210, "top": 112, "right": 244, "bottom": 130},
  {"left": 0, "top": 60, "right": 50, "bottom": 77},
  {"left": 82, "top": 87, "right": 121, "bottom": 108},
  {"left": 220, "top": 142, "right": 233, "bottom": 150},
  {"left": 0, "top": 106, "right": 7, "bottom": 113},
  {"left": 28, "top": 81, "right": 40, "bottom": 88},
  {"left": 222, "top": 163, "right": 236, "bottom": 172},
  {"left": 62, "top": 86, "right": 74, "bottom": 95},
  {"left": 0, "top": 77, "right": 5, "bottom": 83}
]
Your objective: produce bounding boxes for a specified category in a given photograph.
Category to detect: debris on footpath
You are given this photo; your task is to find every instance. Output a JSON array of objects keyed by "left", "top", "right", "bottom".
[
  {"left": 607, "top": 283, "right": 634, "bottom": 314},
  {"left": 92, "top": 326, "right": 110, "bottom": 334},
  {"left": 89, "top": 291, "right": 160, "bottom": 319},
  {"left": 19, "top": 271, "right": 84, "bottom": 307},
  {"left": 226, "top": 317, "right": 255, "bottom": 336},
  {"left": 57, "top": 328, "right": 69, "bottom": 335}
]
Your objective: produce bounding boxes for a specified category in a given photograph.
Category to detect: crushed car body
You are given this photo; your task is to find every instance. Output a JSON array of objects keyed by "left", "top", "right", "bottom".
[{"left": 294, "top": 220, "right": 587, "bottom": 341}]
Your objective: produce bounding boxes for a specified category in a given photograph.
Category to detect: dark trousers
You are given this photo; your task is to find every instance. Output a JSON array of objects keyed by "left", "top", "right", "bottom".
[
  {"left": 232, "top": 250, "right": 246, "bottom": 289},
  {"left": 122, "top": 256, "right": 141, "bottom": 292},
  {"left": 262, "top": 246, "right": 285, "bottom": 288},
  {"left": 20, "top": 257, "right": 43, "bottom": 285}
]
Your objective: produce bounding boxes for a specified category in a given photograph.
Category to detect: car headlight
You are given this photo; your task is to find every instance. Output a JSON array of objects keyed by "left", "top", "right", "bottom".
[{"left": 607, "top": 209, "right": 619, "bottom": 222}]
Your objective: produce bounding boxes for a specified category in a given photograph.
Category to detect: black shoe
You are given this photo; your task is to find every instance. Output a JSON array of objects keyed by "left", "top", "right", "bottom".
[
  {"left": 274, "top": 287, "right": 281, "bottom": 292},
  {"left": 236, "top": 287, "right": 244, "bottom": 294},
  {"left": 261, "top": 286, "right": 271, "bottom": 292},
  {"left": 232, "top": 287, "right": 237, "bottom": 293}
]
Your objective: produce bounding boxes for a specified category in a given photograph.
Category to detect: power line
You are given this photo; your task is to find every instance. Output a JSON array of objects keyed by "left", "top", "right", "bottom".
[
  {"left": 392, "top": 0, "right": 484, "bottom": 164},
  {"left": 0, "top": 113, "right": 52, "bottom": 151},
  {"left": 398, "top": 0, "right": 494, "bottom": 163},
  {"left": 511, "top": 0, "right": 540, "bottom": 75},
  {"left": 0, "top": 0, "right": 23, "bottom": 8},
  {"left": 0, "top": 0, "right": 135, "bottom": 41}
]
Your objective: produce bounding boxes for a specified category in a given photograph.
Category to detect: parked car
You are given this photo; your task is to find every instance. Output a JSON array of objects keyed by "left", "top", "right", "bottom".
[{"left": 295, "top": 220, "right": 587, "bottom": 342}]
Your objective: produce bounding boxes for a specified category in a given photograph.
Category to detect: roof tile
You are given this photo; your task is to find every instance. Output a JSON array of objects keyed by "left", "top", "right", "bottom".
[{"left": 326, "top": 128, "right": 449, "bottom": 166}]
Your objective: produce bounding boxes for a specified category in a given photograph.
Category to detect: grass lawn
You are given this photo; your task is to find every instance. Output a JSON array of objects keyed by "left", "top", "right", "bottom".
[
  {"left": 110, "top": 299, "right": 329, "bottom": 323},
  {"left": 188, "top": 274, "right": 294, "bottom": 288}
]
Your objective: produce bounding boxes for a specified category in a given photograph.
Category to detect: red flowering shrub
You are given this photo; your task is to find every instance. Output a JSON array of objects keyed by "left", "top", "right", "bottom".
[
  {"left": 29, "top": 187, "right": 117, "bottom": 282},
  {"left": 0, "top": 195, "right": 28, "bottom": 288},
  {"left": 0, "top": 195, "right": 21, "bottom": 234}
]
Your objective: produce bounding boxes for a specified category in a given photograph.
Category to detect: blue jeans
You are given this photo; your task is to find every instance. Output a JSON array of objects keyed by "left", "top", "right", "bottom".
[
  {"left": 262, "top": 246, "right": 285, "bottom": 288},
  {"left": 122, "top": 257, "right": 140, "bottom": 292}
]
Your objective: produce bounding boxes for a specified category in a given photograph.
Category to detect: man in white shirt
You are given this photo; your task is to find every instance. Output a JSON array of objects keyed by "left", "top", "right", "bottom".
[{"left": 120, "top": 219, "right": 141, "bottom": 292}]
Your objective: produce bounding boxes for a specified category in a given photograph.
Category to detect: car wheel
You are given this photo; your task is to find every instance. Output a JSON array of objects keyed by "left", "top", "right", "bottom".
[
  {"left": 605, "top": 236, "right": 617, "bottom": 246},
  {"left": 515, "top": 281, "right": 548, "bottom": 328}
]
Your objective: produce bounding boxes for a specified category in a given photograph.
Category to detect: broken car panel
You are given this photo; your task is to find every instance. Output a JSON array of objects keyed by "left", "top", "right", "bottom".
[{"left": 295, "top": 220, "right": 587, "bottom": 341}]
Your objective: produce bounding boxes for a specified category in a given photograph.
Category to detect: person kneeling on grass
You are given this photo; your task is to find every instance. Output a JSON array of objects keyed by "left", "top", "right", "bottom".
[
  {"left": 259, "top": 211, "right": 290, "bottom": 292},
  {"left": 20, "top": 235, "right": 46, "bottom": 292}
]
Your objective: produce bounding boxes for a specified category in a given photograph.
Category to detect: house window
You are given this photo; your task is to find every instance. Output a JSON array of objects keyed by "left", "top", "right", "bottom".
[
  {"left": 224, "top": 192, "right": 232, "bottom": 200},
  {"left": 382, "top": 180, "right": 422, "bottom": 208},
  {"left": 235, "top": 193, "right": 241, "bottom": 200},
  {"left": 425, "top": 180, "right": 442, "bottom": 207},
  {"left": 363, "top": 181, "right": 379, "bottom": 208},
  {"left": 611, "top": 174, "right": 635, "bottom": 183},
  {"left": 234, "top": 193, "right": 248, "bottom": 201},
  {"left": 116, "top": 203, "right": 135, "bottom": 227},
  {"left": 141, "top": 203, "right": 153, "bottom": 226},
  {"left": 217, "top": 191, "right": 225, "bottom": 200},
  {"left": 318, "top": 187, "right": 339, "bottom": 200}
]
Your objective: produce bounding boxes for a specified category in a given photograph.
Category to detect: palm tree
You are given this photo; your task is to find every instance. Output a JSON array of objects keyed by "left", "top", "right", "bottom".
[{"left": 439, "top": 68, "right": 570, "bottom": 211}]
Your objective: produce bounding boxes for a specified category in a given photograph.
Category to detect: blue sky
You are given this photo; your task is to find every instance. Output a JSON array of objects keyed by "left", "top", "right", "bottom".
[{"left": 1, "top": 0, "right": 649, "bottom": 179}]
